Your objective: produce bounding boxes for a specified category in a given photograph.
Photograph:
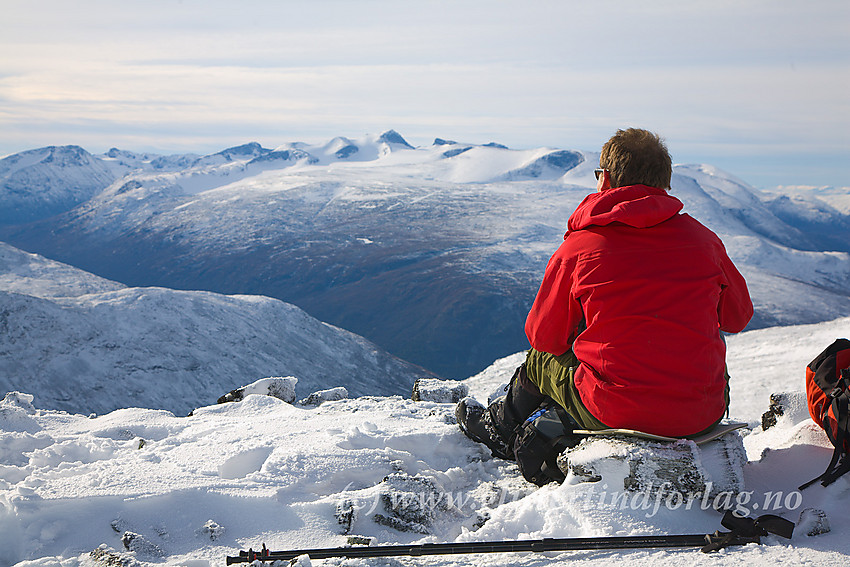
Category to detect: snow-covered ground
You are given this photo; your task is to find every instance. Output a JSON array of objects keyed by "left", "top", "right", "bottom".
[{"left": 2, "top": 317, "right": 849, "bottom": 567}]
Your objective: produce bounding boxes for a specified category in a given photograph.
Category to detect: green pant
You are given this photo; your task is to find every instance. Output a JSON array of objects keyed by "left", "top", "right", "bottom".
[
  {"left": 524, "top": 348, "right": 609, "bottom": 430},
  {"left": 524, "top": 347, "right": 730, "bottom": 436}
]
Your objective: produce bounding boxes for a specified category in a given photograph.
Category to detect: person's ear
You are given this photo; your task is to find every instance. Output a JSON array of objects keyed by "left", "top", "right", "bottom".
[{"left": 597, "top": 169, "right": 611, "bottom": 192}]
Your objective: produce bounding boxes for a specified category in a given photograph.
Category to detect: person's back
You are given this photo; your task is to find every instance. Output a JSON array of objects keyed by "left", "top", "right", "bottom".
[
  {"left": 457, "top": 128, "right": 753, "bottom": 472},
  {"left": 534, "top": 183, "right": 752, "bottom": 435}
]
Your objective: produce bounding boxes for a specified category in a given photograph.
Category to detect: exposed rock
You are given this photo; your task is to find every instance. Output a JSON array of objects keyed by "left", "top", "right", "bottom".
[
  {"left": 442, "top": 147, "right": 472, "bottom": 158},
  {"left": 345, "top": 535, "right": 373, "bottom": 546},
  {"left": 335, "top": 144, "right": 359, "bottom": 159},
  {"left": 371, "top": 472, "right": 452, "bottom": 534},
  {"left": 761, "top": 391, "right": 809, "bottom": 430},
  {"left": 121, "top": 531, "right": 165, "bottom": 558},
  {"left": 336, "top": 498, "right": 355, "bottom": 534},
  {"left": 378, "top": 130, "right": 414, "bottom": 149},
  {"left": 89, "top": 545, "right": 141, "bottom": 567}
]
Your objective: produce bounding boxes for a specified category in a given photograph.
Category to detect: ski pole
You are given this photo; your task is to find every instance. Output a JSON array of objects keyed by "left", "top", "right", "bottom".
[
  {"left": 225, "top": 511, "right": 794, "bottom": 564},
  {"left": 227, "top": 534, "right": 708, "bottom": 563}
]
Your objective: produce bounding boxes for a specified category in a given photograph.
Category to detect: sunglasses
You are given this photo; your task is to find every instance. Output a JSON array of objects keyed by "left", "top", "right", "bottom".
[{"left": 594, "top": 168, "right": 607, "bottom": 180}]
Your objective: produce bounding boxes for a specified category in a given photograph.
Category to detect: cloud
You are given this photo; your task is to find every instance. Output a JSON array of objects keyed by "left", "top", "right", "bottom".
[{"left": 0, "top": 0, "right": 847, "bottom": 186}]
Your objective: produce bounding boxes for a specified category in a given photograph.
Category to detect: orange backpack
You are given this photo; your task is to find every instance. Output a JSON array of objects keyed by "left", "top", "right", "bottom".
[{"left": 800, "top": 338, "right": 850, "bottom": 489}]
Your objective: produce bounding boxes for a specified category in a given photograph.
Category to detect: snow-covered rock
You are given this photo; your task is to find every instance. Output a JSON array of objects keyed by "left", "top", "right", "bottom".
[
  {"left": 412, "top": 378, "right": 469, "bottom": 403},
  {"left": 298, "top": 386, "right": 348, "bottom": 407},
  {"left": 560, "top": 431, "right": 746, "bottom": 502},
  {"left": 216, "top": 376, "right": 299, "bottom": 405},
  {"left": 798, "top": 508, "right": 831, "bottom": 536},
  {"left": 0, "top": 392, "right": 40, "bottom": 434}
]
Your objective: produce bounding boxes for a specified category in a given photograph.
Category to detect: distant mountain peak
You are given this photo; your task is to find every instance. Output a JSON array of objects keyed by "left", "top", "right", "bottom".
[
  {"left": 378, "top": 130, "right": 414, "bottom": 149},
  {"left": 188, "top": 142, "right": 273, "bottom": 168},
  {"left": 0, "top": 145, "right": 114, "bottom": 225},
  {"left": 3, "top": 145, "right": 94, "bottom": 169},
  {"left": 215, "top": 142, "right": 270, "bottom": 157}
]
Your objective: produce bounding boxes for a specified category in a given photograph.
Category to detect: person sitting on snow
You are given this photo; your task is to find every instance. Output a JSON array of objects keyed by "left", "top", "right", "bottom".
[{"left": 457, "top": 128, "right": 754, "bottom": 461}]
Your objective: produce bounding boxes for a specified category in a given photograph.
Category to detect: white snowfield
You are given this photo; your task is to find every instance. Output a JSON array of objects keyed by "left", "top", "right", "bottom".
[{"left": 1, "top": 317, "right": 849, "bottom": 567}]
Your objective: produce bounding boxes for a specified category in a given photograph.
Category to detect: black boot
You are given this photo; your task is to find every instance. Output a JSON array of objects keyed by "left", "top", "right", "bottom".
[
  {"left": 455, "top": 397, "right": 515, "bottom": 460},
  {"left": 456, "top": 364, "right": 547, "bottom": 460}
]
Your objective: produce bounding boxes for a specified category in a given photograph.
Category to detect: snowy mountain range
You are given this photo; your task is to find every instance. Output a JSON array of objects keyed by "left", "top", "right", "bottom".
[
  {"left": 0, "top": 242, "right": 434, "bottom": 416},
  {"left": 1, "top": 131, "right": 849, "bottom": 380}
]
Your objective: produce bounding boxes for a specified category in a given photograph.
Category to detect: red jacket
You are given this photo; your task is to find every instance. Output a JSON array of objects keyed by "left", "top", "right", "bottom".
[{"left": 525, "top": 184, "right": 753, "bottom": 436}]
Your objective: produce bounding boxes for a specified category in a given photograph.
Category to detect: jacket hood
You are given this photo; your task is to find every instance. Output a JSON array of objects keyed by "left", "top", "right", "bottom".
[{"left": 567, "top": 184, "right": 684, "bottom": 232}]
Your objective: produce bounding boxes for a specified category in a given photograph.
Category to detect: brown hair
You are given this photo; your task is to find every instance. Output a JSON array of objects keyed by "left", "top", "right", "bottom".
[{"left": 600, "top": 128, "right": 672, "bottom": 190}]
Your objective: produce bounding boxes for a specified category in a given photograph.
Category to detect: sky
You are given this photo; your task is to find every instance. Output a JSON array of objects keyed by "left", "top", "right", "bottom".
[{"left": 0, "top": 0, "right": 847, "bottom": 189}]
